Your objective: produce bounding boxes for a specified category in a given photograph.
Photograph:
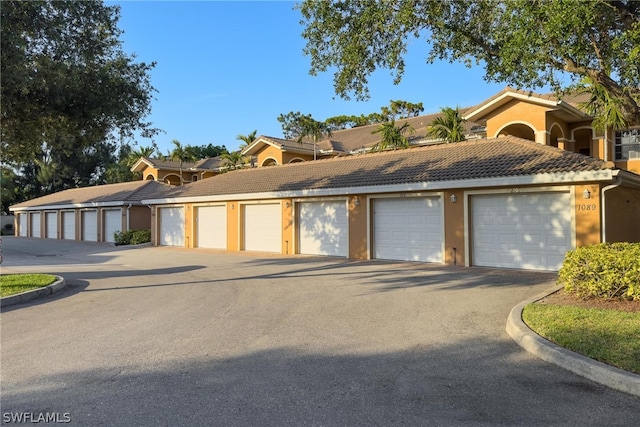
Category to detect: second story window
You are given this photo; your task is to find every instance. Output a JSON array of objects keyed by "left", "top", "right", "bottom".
[{"left": 615, "top": 128, "right": 640, "bottom": 161}]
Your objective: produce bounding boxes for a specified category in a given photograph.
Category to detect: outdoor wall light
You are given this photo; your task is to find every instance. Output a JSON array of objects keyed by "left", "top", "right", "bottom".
[
  {"left": 354, "top": 197, "right": 360, "bottom": 206},
  {"left": 583, "top": 189, "right": 591, "bottom": 199},
  {"left": 285, "top": 201, "right": 290, "bottom": 208},
  {"left": 450, "top": 194, "right": 457, "bottom": 203},
  {"left": 231, "top": 204, "right": 234, "bottom": 210}
]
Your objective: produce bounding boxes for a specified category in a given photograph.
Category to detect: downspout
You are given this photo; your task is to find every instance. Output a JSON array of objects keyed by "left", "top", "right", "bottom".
[
  {"left": 600, "top": 174, "right": 622, "bottom": 243},
  {"left": 603, "top": 128, "right": 608, "bottom": 162}
]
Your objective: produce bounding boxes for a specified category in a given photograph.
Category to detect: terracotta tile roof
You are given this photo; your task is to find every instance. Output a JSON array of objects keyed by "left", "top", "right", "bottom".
[
  {"left": 154, "top": 136, "right": 614, "bottom": 199},
  {"left": 144, "top": 156, "right": 224, "bottom": 171},
  {"left": 301, "top": 108, "right": 481, "bottom": 154},
  {"left": 10, "top": 180, "right": 170, "bottom": 209}
]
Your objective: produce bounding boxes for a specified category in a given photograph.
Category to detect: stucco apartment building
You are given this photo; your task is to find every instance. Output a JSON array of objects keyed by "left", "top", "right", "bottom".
[{"left": 11, "top": 88, "right": 640, "bottom": 271}]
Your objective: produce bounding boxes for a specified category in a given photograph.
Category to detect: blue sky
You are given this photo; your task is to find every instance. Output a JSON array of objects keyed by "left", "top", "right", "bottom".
[{"left": 112, "top": 1, "right": 507, "bottom": 155}]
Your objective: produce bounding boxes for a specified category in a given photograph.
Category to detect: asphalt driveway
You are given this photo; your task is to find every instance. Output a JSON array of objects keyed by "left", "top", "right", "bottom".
[{"left": 1, "top": 237, "right": 638, "bottom": 426}]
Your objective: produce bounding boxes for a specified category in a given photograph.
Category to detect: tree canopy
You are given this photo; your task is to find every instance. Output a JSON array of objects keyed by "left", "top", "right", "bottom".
[
  {"left": 278, "top": 99, "right": 424, "bottom": 138},
  {"left": 298, "top": 0, "right": 640, "bottom": 124},
  {"left": 1, "top": 0, "right": 158, "bottom": 164}
]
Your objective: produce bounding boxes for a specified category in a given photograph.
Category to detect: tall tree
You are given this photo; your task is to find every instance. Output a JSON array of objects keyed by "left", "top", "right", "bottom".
[
  {"left": 296, "top": 116, "right": 333, "bottom": 160},
  {"left": 277, "top": 112, "right": 315, "bottom": 139},
  {"left": 185, "top": 144, "right": 228, "bottom": 160},
  {"left": 371, "top": 120, "right": 414, "bottom": 152},
  {"left": 380, "top": 100, "right": 424, "bottom": 121},
  {"left": 169, "top": 140, "right": 195, "bottom": 185},
  {"left": 298, "top": 0, "right": 640, "bottom": 124},
  {"left": 427, "top": 107, "right": 466, "bottom": 143},
  {"left": 1, "top": 0, "right": 158, "bottom": 166}
]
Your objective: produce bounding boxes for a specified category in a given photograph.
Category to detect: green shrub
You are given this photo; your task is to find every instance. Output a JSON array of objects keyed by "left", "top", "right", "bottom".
[
  {"left": 113, "top": 229, "right": 151, "bottom": 246},
  {"left": 557, "top": 243, "right": 640, "bottom": 301},
  {"left": 130, "top": 229, "right": 151, "bottom": 245}
]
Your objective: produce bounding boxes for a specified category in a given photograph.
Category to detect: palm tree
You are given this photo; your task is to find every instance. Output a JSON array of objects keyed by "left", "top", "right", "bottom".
[
  {"left": 370, "top": 119, "right": 414, "bottom": 152},
  {"left": 126, "top": 144, "right": 157, "bottom": 167},
  {"left": 236, "top": 130, "right": 258, "bottom": 150},
  {"left": 169, "top": 139, "right": 195, "bottom": 185},
  {"left": 220, "top": 151, "right": 245, "bottom": 172},
  {"left": 427, "top": 106, "right": 466, "bottom": 143},
  {"left": 296, "top": 117, "right": 332, "bottom": 160}
]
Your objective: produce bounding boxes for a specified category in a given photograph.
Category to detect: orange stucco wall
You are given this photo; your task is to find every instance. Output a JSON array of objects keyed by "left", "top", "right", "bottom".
[
  {"left": 348, "top": 195, "right": 368, "bottom": 259},
  {"left": 129, "top": 206, "right": 151, "bottom": 230},
  {"left": 605, "top": 185, "right": 640, "bottom": 243},
  {"left": 486, "top": 99, "right": 548, "bottom": 138},
  {"left": 256, "top": 145, "right": 285, "bottom": 166},
  {"left": 227, "top": 201, "right": 239, "bottom": 251},
  {"left": 282, "top": 199, "right": 293, "bottom": 254},
  {"left": 444, "top": 190, "right": 465, "bottom": 266},
  {"left": 574, "top": 184, "right": 602, "bottom": 247}
]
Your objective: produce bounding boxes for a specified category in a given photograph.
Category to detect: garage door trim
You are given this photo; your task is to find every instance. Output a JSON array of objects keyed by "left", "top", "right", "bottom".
[{"left": 464, "top": 186, "right": 576, "bottom": 269}]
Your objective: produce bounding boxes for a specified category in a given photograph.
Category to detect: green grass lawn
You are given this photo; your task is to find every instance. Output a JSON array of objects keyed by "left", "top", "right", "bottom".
[
  {"left": 523, "top": 304, "right": 640, "bottom": 374},
  {"left": 0, "top": 274, "right": 57, "bottom": 297}
]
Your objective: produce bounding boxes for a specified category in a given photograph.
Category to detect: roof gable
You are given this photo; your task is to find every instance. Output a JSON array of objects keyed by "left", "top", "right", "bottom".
[{"left": 463, "top": 87, "right": 591, "bottom": 122}]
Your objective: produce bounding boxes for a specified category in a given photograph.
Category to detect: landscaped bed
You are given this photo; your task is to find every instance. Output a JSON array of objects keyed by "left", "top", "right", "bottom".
[
  {"left": 523, "top": 242, "right": 640, "bottom": 374},
  {"left": 0, "top": 274, "right": 57, "bottom": 297},
  {"left": 523, "top": 292, "right": 640, "bottom": 374}
]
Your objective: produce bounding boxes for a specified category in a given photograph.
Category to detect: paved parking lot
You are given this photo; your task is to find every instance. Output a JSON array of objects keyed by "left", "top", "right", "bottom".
[{"left": 1, "top": 237, "right": 638, "bottom": 425}]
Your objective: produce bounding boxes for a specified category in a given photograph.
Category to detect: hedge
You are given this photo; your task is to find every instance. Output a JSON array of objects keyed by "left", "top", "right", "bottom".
[
  {"left": 557, "top": 243, "right": 640, "bottom": 301},
  {"left": 113, "top": 229, "right": 151, "bottom": 246}
]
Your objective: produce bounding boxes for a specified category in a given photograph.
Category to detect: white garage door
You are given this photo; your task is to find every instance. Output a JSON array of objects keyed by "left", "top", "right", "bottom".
[
  {"left": 159, "top": 207, "right": 185, "bottom": 246},
  {"left": 298, "top": 201, "right": 348, "bottom": 257},
  {"left": 471, "top": 192, "right": 572, "bottom": 271},
  {"left": 82, "top": 210, "right": 98, "bottom": 242},
  {"left": 373, "top": 197, "right": 443, "bottom": 263},
  {"left": 62, "top": 211, "right": 76, "bottom": 240},
  {"left": 196, "top": 205, "right": 227, "bottom": 249},
  {"left": 104, "top": 209, "right": 122, "bottom": 243},
  {"left": 31, "top": 212, "right": 41, "bottom": 238},
  {"left": 244, "top": 203, "right": 281, "bottom": 253},
  {"left": 46, "top": 212, "right": 57, "bottom": 239},
  {"left": 19, "top": 213, "right": 27, "bottom": 237}
]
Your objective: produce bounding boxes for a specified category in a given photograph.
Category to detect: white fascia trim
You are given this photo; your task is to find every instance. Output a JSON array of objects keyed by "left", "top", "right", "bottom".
[
  {"left": 463, "top": 91, "right": 559, "bottom": 121},
  {"left": 9, "top": 201, "right": 135, "bottom": 212},
  {"left": 241, "top": 137, "right": 283, "bottom": 156},
  {"left": 141, "top": 170, "right": 616, "bottom": 205},
  {"left": 130, "top": 157, "right": 154, "bottom": 172}
]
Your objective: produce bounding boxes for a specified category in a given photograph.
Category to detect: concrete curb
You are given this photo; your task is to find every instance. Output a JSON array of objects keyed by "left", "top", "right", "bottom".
[
  {"left": 1, "top": 276, "right": 66, "bottom": 308},
  {"left": 507, "top": 285, "right": 640, "bottom": 397}
]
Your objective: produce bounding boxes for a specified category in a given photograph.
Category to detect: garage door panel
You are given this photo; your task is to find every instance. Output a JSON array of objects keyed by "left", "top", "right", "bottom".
[
  {"left": 244, "top": 204, "right": 281, "bottom": 253},
  {"left": 31, "top": 213, "right": 41, "bottom": 238},
  {"left": 46, "top": 212, "right": 57, "bottom": 239},
  {"left": 159, "top": 207, "right": 184, "bottom": 247},
  {"left": 196, "top": 206, "right": 226, "bottom": 249},
  {"left": 298, "top": 201, "right": 348, "bottom": 257},
  {"left": 83, "top": 211, "right": 98, "bottom": 241},
  {"left": 373, "top": 197, "right": 443, "bottom": 263},
  {"left": 471, "top": 193, "right": 571, "bottom": 271},
  {"left": 19, "top": 214, "right": 27, "bottom": 237},
  {"left": 62, "top": 212, "right": 76, "bottom": 240},
  {"left": 104, "top": 209, "right": 121, "bottom": 243},
  {"left": 82, "top": 211, "right": 98, "bottom": 242}
]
